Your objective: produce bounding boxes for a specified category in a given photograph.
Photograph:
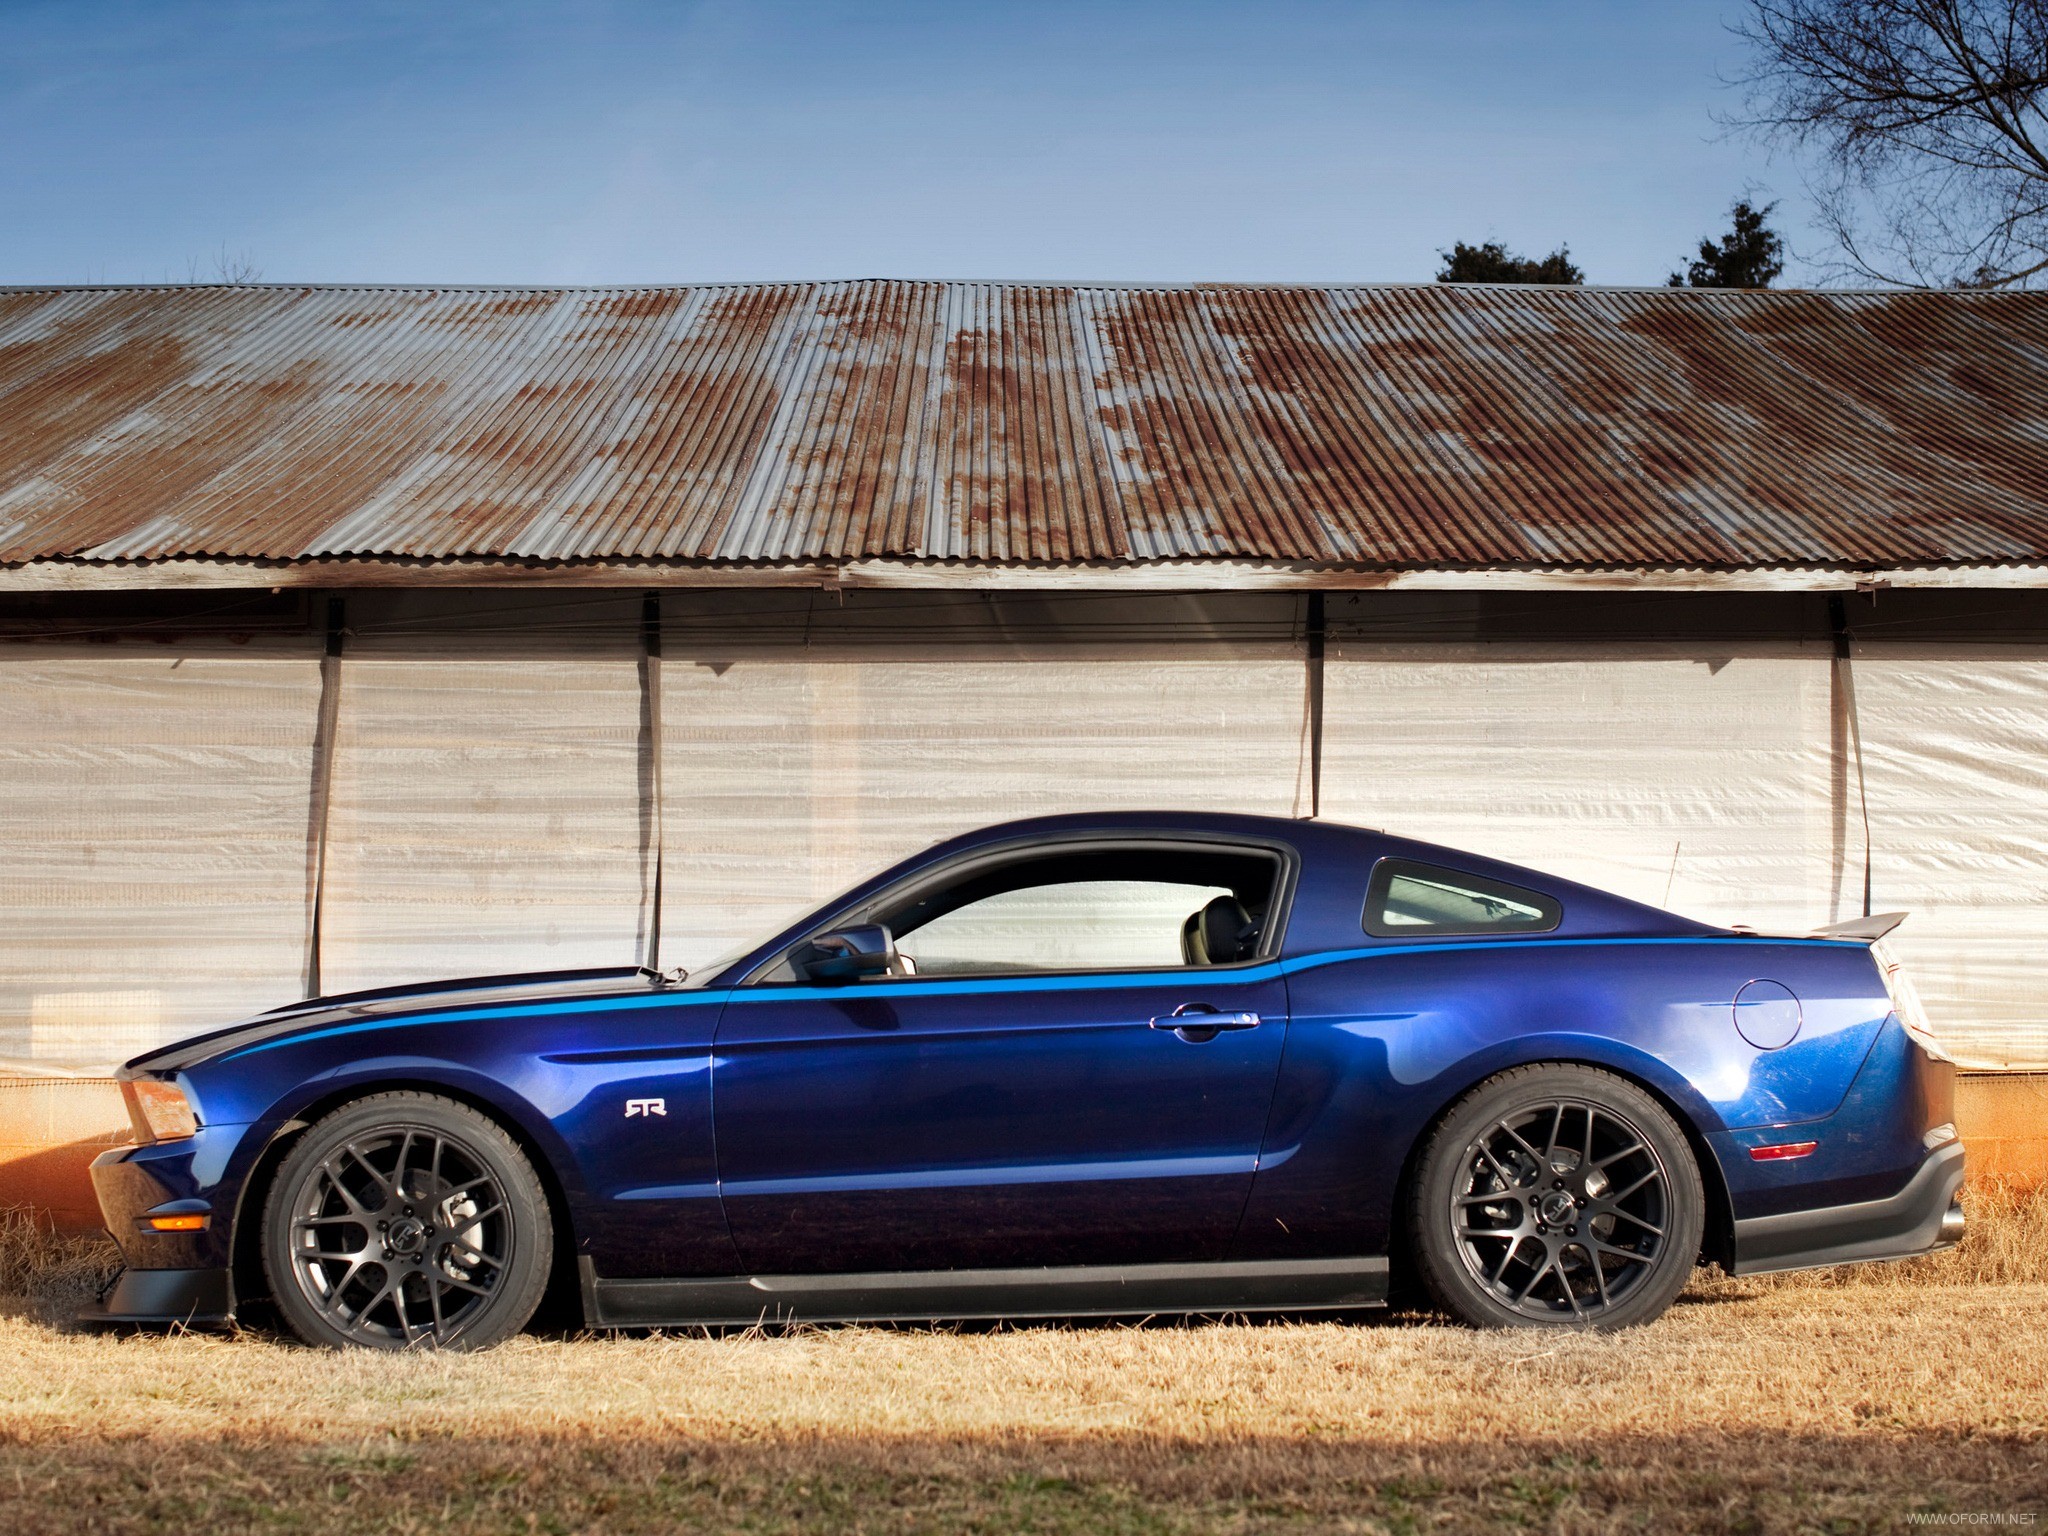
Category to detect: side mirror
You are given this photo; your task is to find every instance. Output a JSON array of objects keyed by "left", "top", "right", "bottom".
[{"left": 800, "top": 924, "right": 897, "bottom": 981}]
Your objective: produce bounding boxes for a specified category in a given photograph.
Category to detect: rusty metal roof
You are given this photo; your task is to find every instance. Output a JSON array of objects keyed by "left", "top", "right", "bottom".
[{"left": 3, "top": 279, "right": 2048, "bottom": 575}]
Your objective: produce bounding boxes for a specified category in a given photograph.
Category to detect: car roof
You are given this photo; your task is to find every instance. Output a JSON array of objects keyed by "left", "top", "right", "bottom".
[{"left": 772, "top": 810, "right": 1717, "bottom": 963}]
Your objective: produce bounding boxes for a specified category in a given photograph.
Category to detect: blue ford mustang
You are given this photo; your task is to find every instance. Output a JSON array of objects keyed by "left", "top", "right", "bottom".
[{"left": 88, "top": 811, "right": 1965, "bottom": 1348}]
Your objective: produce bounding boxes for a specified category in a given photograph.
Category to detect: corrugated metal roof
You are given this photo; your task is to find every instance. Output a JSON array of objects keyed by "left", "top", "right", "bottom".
[{"left": 2, "top": 279, "right": 2047, "bottom": 572}]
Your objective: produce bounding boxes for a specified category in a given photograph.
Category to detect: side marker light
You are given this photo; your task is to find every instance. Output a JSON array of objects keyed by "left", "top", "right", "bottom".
[
  {"left": 142, "top": 1214, "right": 208, "bottom": 1233},
  {"left": 1749, "top": 1141, "right": 1819, "bottom": 1162}
]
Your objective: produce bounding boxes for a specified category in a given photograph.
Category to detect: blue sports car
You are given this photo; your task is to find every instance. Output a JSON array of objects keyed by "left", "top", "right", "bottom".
[{"left": 87, "top": 811, "right": 1965, "bottom": 1348}]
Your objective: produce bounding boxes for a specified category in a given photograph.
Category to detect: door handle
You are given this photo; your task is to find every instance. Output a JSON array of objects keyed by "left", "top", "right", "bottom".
[{"left": 1149, "top": 1005, "right": 1262, "bottom": 1041}]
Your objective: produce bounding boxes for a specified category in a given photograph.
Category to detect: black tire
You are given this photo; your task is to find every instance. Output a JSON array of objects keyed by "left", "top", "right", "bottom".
[
  {"left": 261, "top": 1092, "right": 553, "bottom": 1350},
  {"left": 1406, "top": 1064, "right": 1704, "bottom": 1331}
]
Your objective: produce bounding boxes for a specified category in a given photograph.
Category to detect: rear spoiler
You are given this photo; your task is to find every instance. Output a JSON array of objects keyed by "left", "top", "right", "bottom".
[{"left": 1806, "top": 911, "right": 1909, "bottom": 943}]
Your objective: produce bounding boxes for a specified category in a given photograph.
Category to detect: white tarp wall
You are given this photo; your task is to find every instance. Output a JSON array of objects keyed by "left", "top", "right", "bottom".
[
  {"left": 0, "top": 639, "right": 322, "bottom": 1066},
  {"left": 1852, "top": 648, "right": 2048, "bottom": 1069},
  {"left": 1323, "top": 640, "right": 1844, "bottom": 936},
  {"left": 1, "top": 591, "right": 2044, "bottom": 1073},
  {"left": 318, "top": 593, "right": 651, "bottom": 995},
  {"left": 1321, "top": 631, "right": 2043, "bottom": 1070},
  {"left": 657, "top": 593, "right": 1312, "bottom": 972}
]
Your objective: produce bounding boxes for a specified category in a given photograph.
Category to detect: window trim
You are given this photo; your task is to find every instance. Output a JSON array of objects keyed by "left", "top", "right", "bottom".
[
  {"left": 742, "top": 831, "right": 1300, "bottom": 986},
  {"left": 1361, "top": 857, "right": 1562, "bottom": 940}
]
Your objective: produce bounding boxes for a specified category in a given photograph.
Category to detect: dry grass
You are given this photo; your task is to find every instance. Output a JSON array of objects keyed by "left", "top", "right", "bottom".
[
  {"left": 0, "top": 1206, "right": 119, "bottom": 1318},
  {"left": 3, "top": 1287, "right": 2044, "bottom": 1533},
  {"left": 1702, "top": 1176, "right": 2048, "bottom": 1293},
  {"left": 0, "top": 1193, "right": 2041, "bottom": 1534}
]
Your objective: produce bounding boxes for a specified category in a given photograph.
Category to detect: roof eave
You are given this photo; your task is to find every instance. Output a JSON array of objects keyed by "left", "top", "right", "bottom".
[{"left": 2, "top": 556, "right": 2046, "bottom": 593}]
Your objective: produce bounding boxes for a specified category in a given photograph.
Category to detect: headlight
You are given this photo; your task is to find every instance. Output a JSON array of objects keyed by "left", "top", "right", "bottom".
[{"left": 121, "top": 1078, "right": 198, "bottom": 1143}]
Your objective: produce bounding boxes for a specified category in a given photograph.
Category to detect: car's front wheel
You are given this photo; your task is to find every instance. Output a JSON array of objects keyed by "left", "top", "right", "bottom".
[
  {"left": 1407, "top": 1064, "right": 1704, "bottom": 1330},
  {"left": 260, "top": 1091, "right": 553, "bottom": 1350}
]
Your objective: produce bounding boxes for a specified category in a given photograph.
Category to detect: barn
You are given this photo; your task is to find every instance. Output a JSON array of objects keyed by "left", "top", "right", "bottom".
[{"left": 3, "top": 278, "right": 2046, "bottom": 1219}]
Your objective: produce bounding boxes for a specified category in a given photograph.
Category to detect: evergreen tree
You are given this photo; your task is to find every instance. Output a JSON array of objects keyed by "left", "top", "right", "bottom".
[
  {"left": 1669, "top": 201, "right": 1786, "bottom": 288},
  {"left": 1436, "top": 241, "right": 1584, "bottom": 284}
]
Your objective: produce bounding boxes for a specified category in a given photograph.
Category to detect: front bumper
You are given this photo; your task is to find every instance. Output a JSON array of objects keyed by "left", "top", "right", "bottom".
[
  {"left": 83, "top": 1123, "right": 252, "bottom": 1329},
  {"left": 77, "top": 1267, "right": 234, "bottom": 1328},
  {"left": 88, "top": 1129, "right": 243, "bottom": 1272},
  {"left": 1729, "top": 1139, "right": 1967, "bottom": 1276}
]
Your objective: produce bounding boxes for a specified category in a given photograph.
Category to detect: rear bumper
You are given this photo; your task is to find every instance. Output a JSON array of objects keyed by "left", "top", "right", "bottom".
[
  {"left": 76, "top": 1267, "right": 234, "bottom": 1328},
  {"left": 1729, "top": 1140, "right": 1966, "bottom": 1276}
]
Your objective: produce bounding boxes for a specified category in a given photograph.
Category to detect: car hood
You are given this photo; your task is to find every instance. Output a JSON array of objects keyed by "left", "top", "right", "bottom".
[{"left": 125, "top": 968, "right": 672, "bottom": 1075}]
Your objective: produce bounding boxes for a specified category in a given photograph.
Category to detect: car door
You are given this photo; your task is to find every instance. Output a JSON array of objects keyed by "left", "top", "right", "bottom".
[{"left": 711, "top": 841, "right": 1293, "bottom": 1275}]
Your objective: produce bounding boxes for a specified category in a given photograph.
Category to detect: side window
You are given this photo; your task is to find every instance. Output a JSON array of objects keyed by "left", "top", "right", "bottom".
[
  {"left": 1363, "top": 858, "right": 1560, "bottom": 938},
  {"left": 777, "top": 842, "right": 1284, "bottom": 980},
  {"left": 900, "top": 879, "right": 1233, "bottom": 976}
]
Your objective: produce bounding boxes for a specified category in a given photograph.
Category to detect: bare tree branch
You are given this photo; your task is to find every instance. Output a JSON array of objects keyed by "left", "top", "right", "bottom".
[
  {"left": 183, "top": 245, "right": 262, "bottom": 286},
  {"left": 1732, "top": 1, "right": 2048, "bottom": 286}
]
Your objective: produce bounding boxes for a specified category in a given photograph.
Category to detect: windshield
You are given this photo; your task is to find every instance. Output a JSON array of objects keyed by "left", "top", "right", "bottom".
[{"left": 677, "top": 846, "right": 922, "bottom": 985}]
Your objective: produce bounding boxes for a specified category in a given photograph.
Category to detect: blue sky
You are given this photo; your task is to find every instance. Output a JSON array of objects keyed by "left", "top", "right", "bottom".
[{"left": 0, "top": 1, "right": 1818, "bottom": 287}]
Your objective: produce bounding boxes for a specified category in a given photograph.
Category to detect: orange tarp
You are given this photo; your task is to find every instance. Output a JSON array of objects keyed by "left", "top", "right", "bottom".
[{"left": 0, "top": 1077, "right": 129, "bottom": 1233}]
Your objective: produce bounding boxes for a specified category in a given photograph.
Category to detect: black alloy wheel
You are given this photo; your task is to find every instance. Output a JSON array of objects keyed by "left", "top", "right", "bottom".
[
  {"left": 1408, "top": 1064, "right": 1704, "bottom": 1330},
  {"left": 261, "top": 1092, "right": 553, "bottom": 1350}
]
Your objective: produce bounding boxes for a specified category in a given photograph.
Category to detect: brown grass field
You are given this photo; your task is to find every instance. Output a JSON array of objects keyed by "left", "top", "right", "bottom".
[{"left": 1, "top": 1186, "right": 2044, "bottom": 1535}]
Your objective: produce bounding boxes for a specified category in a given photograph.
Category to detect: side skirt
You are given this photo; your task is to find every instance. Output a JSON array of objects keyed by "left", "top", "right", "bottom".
[{"left": 585, "top": 1254, "right": 1389, "bottom": 1328}]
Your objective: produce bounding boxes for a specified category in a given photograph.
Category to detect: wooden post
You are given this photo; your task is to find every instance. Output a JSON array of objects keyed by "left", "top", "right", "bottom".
[{"left": 302, "top": 595, "right": 345, "bottom": 998}]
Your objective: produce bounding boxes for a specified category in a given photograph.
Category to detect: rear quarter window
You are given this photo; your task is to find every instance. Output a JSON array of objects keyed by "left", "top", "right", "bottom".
[{"left": 1363, "top": 858, "right": 1562, "bottom": 938}]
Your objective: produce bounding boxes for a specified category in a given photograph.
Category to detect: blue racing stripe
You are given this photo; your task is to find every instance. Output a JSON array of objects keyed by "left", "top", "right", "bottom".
[{"left": 227, "top": 932, "right": 1851, "bottom": 1058}]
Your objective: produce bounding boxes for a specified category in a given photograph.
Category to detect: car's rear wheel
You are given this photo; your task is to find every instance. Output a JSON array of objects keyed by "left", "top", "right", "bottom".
[
  {"left": 1407, "top": 1064, "right": 1704, "bottom": 1330},
  {"left": 260, "top": 1092, "right": 552, "bottom": 1350}
]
